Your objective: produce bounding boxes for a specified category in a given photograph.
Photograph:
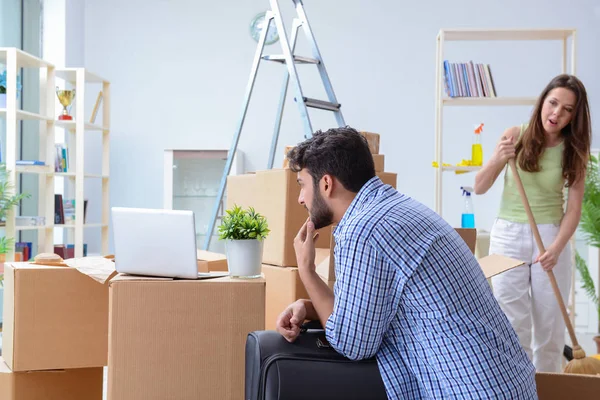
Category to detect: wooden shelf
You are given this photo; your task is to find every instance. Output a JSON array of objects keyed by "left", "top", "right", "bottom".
[
  {"left": 55, "top": 120, "right": 107, "bottom": 131},
  {"left": 55, "top": 68, "right": 108, "bottom": 83},
  {"left": 55, "top": 223, "right": 109, "bottom": 229},
  {"left": 438, "top": 28, "right": 575, "bottom": 42},
  {"left": 16, "top": 165, "right": 53, "bottom": 174},
  {"left": 0, "top": 47, "right": 54, "bottom": 68},
  {"left": 0, "top": 109, "right": 54, "bottom": 120},
  {"left": 55, "top": 172, "right": 109, "bottom": 179},
  {"left": 15, "top": 225, "right": 51, "bottom": 231},
  {"left": 442, "top": 96, "right": 538, "bottom": 107}
]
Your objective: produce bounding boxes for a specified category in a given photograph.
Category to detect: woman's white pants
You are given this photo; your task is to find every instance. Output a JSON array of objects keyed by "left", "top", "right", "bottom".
[{"left": 490, "top": 218, "right": 571, "bottom": 373}]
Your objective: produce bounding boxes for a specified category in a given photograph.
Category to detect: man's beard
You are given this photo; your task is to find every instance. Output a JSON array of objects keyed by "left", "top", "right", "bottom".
[{"left": 308, "top": 188, "right": 334, "bottom": 230}]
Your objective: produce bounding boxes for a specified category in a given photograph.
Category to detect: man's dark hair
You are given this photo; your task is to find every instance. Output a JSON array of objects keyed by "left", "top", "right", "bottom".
[{"left": 286, "top": 126, "right": 376, "bottom": 193}]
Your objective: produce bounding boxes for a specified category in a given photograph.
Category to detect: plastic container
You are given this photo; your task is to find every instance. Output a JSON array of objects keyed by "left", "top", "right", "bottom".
[
  {"left": 461, "top": 186, "right": 475, "bottom": 228},
  {"left": 472, "top": 123, "right": 484, "bottom": 166}
]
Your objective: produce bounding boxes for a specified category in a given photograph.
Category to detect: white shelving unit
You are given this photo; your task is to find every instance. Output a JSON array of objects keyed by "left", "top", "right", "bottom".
[
  {"left": 434, "top": 29, "right": 578, "bottom": 324},
  {"left": 434, "top": 28, "right": 577, "bottom": 216},
  {"left": 54, "top": 68, "right": 111, "bottom": 258},
  {"left": 0, "top": 47, "right": 56, "bottom": 261},
  {"left": 0, "top": 48, "right": 110, "bottom": 260}
]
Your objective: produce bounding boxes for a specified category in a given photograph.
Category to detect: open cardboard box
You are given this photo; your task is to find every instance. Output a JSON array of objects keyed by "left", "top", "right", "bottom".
[{"left": 2, "top": 258, "right": 113, "bottom": 372}]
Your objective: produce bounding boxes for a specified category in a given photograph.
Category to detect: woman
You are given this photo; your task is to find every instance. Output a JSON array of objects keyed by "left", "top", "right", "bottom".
[{"left": 474, "top": 74, "right": 591, "bottom": 372}]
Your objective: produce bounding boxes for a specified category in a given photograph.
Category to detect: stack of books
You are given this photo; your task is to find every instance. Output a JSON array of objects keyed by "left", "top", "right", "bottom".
[{"left": 443, "top": 60, "right": 497, "bottom": 98}]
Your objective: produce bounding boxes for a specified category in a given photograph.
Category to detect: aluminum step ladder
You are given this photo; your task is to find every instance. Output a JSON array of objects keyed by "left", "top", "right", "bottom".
[{"left": 203, "top": 0, "right": 346, "bottom": 251}]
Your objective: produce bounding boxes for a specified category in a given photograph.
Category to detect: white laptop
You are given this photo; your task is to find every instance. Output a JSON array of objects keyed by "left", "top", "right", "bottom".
[{"left": 111, "top": 207, "right": 228, "bottom": 279}]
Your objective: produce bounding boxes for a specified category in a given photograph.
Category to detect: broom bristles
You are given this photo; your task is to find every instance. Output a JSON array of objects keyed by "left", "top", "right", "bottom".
[{"left": 563, "top": 346, "right": 600, "bottom": 375}]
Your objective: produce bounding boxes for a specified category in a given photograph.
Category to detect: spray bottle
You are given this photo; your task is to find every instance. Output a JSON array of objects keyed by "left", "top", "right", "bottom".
[
  {"left": 461, "top": 186, "right": 475, "bottom": 228},
  {"left": 472, "top": 123, "right": 484, "bottom": 166}
]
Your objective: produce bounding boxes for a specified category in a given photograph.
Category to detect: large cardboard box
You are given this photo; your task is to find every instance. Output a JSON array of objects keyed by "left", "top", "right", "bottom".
[
  {"left": 226, "top": 173, "right": 257, "bottom": 210},
  {"left": 107, "top": 275, "right": 265, "bottom": 400},
  {"left": 263, "top": 249, "right": 331, "bottom": 330},
  {"left": 2, "top": 262, "right": 109, "bottom": 371},
  {"left": 377, "top": 171, "right": 397, "bottom": 188},
  {"left": 254, "top": 169, "right": 331, "bottom": 266},
  {"left": 536, "top": 372, "right": 600, "bottom": 399},
  {"left": 0, "top": 357, "right": 103, "bottom": 399}
]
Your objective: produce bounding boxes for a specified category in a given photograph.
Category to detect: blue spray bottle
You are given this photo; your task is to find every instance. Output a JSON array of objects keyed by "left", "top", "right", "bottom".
[{"left": 461, "top": 186, "right": 475, "bottom": 228}]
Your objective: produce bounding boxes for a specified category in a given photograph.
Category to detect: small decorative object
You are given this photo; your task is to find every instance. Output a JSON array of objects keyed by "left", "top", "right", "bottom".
[
  {"left": 249, "top": 11, "right": 279, "bottom": 45},
  {"left": 218, "top": 205, "right": 269, "bottom": 279},
  {"left": 56, "top": 86, "right": 76, "bottom": 120}
]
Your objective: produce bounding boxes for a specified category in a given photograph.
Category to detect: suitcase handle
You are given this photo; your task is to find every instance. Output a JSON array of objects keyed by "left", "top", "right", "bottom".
[
  {"left": 300, "top": 320, "right": 333, "bottom": 349},
  {"left": 300, "top": 320, "right": 323, "bottom": 332}
]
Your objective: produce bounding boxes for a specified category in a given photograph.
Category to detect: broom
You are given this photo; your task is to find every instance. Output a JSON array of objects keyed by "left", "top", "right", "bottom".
[{"left": 508, "top": 158, "right": 600, "bottom": 375}]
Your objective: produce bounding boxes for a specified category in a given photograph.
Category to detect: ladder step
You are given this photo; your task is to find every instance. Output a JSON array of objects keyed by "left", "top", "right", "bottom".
[
  {"left": 262, "top": 55, "right": 319, "bottom": 64},
  {"left": 301, "top": 97, "right": 341, "bottom": 111}
]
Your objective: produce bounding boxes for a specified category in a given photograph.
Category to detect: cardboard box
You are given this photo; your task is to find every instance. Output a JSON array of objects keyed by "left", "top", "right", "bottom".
[
  {"left": 0, "top": 357, "right": 103, "bottom": 399},
  {"left": 359, "top": 131, "right": 380, "bottom": 154},
  {"left": 196, "top": 250, "right": 227, "bottom": 272},
  {"left": 373, "top": 154, "right": 385, "bottom": 172},
  {"left": 455, "top": 228, "right": 525, "bottom": 278},
  {"left": 377, "top": 171, "right": 397, "bottom": 189},
  {"left": 536, "top": 372, "right": 600, "bottom": 399},
  {"left": 253, "top": 168, "right": 331, "bottom": 266},
  {"left": 263, "top": 260, "right": 333, "bottom": 331},
  {"left": 226, "top": 173, "right": 257, "bottom": 210},
  {"left": 107, "top": 275, "right": 265, "bottom": 400},
  {"left": 2, "top": 262, "right": 109, "bottom": 371}
]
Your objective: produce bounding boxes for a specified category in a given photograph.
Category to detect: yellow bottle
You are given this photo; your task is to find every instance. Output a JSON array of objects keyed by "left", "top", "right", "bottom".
[{"left": 472, "top": 123, "right": 484, "bottom": 166}]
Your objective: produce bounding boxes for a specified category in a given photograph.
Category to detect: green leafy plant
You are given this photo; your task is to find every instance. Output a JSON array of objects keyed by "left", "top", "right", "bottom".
[
  {"left": 575, "top": 153, "right": 600, "bottom": 333},
  {"left": 218, "top": 205, "right": 270, "bottom": 241},
  {"left": 0, "top": 163, "right": 31, "bottom": 254}
]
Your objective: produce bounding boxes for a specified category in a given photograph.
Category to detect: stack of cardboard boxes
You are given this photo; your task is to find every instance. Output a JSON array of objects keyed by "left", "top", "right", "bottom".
[
  {"left": 226, "top": 131, "right": 397, "bottom": 329},
  {"left": 0, "top": 262, "right": 106, "bottom": 399},
  {"left": 1, "top": 255, "right": 265, "bottom": 400}
]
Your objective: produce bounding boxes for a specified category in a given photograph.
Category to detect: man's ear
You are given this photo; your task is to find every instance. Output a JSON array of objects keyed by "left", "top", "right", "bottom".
[{"left": 321, "top": 174, "right": 334, "bottom": 197}]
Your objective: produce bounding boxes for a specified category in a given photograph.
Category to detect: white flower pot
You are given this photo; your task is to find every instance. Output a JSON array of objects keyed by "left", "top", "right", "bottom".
[
  {"left": 225, "top": 239, "right": 263, "bottom": 279},
  {"left": 0, "top": 93, "right": 6, "bottom": 108}
]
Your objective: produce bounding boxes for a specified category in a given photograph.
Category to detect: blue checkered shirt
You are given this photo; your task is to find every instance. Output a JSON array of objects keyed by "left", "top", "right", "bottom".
[{"left": 325, "top": 177, "right": 537, "bottom": 399}]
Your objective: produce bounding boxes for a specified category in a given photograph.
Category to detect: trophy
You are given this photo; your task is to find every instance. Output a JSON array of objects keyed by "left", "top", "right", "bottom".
[{"left": 56, "top": 86, "right": 76, "bottom": 120}]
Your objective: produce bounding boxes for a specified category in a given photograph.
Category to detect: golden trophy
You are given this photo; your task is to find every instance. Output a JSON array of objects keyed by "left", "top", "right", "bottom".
[{"left": 56, "top": 86, "right": 76, "bottom": 120}]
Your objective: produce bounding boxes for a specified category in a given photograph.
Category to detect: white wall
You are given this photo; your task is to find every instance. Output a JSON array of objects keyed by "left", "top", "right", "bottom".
[{"left": 81, "top": 0, "right": 600, "bottom": 236}]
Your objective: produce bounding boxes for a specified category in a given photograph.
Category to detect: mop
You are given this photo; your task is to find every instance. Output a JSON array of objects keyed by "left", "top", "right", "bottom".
[{"left": 508, "top": 158, "right": 600, "bottom": 375}]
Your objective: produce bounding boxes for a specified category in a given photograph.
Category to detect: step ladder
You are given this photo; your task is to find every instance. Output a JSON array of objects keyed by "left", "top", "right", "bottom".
[{"left": 203, "top": 0, "right": 346, "bottom": 251}]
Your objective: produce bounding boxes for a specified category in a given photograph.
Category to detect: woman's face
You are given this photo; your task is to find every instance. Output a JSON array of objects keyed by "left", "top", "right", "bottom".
[{"left": 541, "top": 87, "right": 576, "bottom": 135}]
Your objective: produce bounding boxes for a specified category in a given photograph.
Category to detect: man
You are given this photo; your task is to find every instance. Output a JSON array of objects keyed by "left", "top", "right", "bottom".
[{"left": 275, "top": 127, "right": 537, "bottom": 399}]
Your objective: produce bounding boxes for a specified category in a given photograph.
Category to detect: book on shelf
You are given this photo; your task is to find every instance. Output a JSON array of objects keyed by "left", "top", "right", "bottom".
[
  {"left": 55, "top": 143, "right": 69, "bottom": 172},
  {"left": 443, "top": 60, "right": 497, "bottom": 98},
  {"left": 55, "top": 194, "right": 88, "bottom": 225},
  {"left": 16, "top": 160, "right": 45, "bottom": 166}
]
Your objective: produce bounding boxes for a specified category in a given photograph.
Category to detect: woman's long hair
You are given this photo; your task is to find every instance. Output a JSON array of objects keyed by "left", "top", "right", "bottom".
[{"left": 516, "top": 74, "right": 591, "bottom": 187}]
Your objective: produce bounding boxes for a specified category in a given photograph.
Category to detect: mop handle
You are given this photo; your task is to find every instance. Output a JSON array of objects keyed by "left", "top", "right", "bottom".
[{"left": 507, "top": 158, "right": 580, "bottom": 348}]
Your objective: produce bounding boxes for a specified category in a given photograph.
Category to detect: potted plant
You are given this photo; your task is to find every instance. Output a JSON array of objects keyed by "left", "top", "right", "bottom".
[
  {"left": 575, "top": 153, "right": 600, "bottom": 353},
  {"left": 0, "top": 163, "right": 30, "bottom": 325},
  {"left": 218, "top": 205, "right": 269, "bottom": 279},
  {"left": 0, "top": 69, "right": 23, "bottom": 108}
]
